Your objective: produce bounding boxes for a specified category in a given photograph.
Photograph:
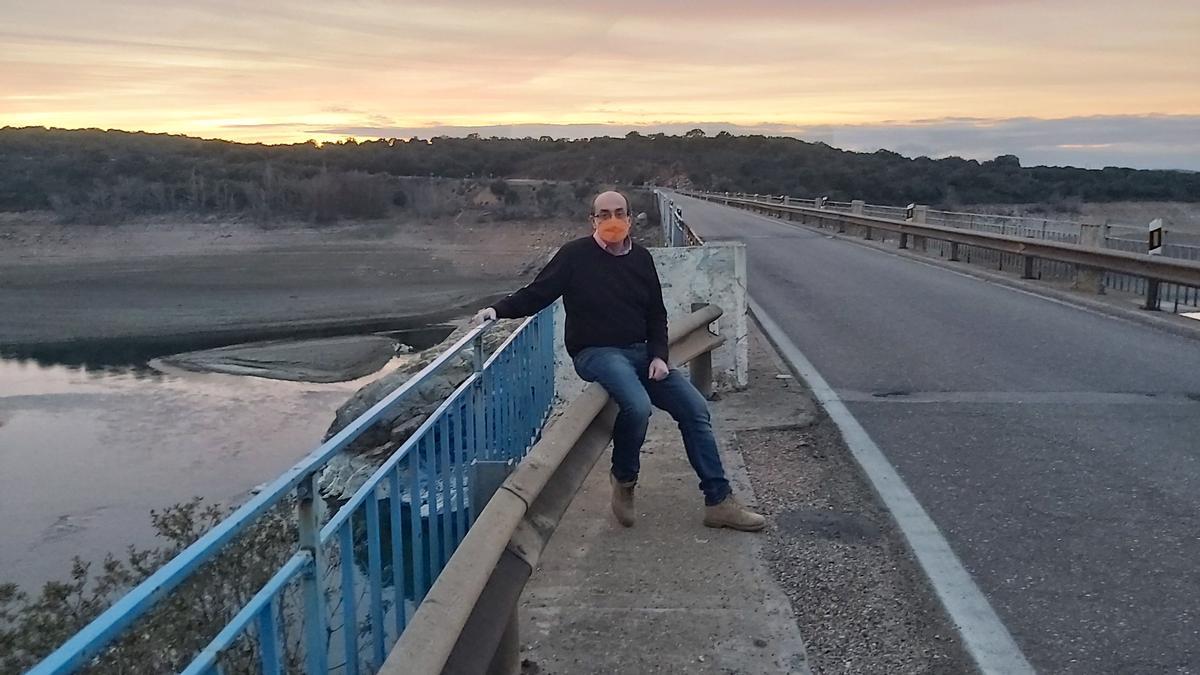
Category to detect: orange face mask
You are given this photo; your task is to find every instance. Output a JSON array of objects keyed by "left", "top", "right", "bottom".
[{"left": 596, "top": 215, "right": 630, "bottom": 244}]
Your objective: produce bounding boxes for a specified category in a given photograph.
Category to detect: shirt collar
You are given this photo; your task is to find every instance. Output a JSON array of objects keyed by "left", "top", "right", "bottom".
[{"left": 592, "top": 231, "right": 632, "bottom": 256}]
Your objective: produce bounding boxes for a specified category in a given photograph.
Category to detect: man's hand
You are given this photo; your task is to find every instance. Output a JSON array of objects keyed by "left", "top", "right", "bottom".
[
  {"left": 473, "top": 307, "right": 497, "bottom": 325},
  {"left": 648, "top": 357, "right": 669, "bottom": 381}
]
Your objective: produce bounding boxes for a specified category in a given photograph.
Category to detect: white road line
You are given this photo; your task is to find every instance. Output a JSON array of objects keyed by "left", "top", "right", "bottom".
[{"left": 749, "top": 298, "right": 1036, "bottom": 675}]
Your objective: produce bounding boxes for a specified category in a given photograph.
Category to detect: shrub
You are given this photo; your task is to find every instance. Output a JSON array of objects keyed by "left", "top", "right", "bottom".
[{"left": 0, "top": 499, "right": 304, "bottom": 674}]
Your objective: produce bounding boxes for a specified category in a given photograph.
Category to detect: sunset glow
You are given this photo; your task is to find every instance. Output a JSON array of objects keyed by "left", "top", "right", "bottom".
[{"left": 2, "top": 0, "right": 1198, "bottom": 167}]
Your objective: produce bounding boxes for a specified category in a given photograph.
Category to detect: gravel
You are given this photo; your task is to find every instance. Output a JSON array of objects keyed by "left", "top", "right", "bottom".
[{"left": 737, "top": 415, "right": 978, "bottom": 675}]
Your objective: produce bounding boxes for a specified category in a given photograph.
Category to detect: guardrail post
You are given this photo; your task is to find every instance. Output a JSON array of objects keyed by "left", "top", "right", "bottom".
[
  {"left": 899, "top": 232, "right": 909, "bottom": 249},
  {"left": 1074, "top": 224, "right": 1105, "bottom": 294},
  {"left": 690, "top": 349, "right": 713, "bottom": 399},
  {"left": 468, "top": 451, "right": 522, "bottom": 675},
  {"left": 863, "top": 225, "right": 873, "bottom": 241},
  {"left": 296, "top": 473, "right": 328, "bottom": 675},
  {"left": 949, "top": 242, "right": 960, "bottom": 261},
  {"left": 846, "top": 201, "right": 863, "bottom": 233},
  {"left": 487, "top": 609, "right": 520, "bottom": 675},
  {"left": 1022, "top": 255, "right": 1036, "bottom": 279},
  {"left": 1145, "top": 279, "right": 1162, "bottom": 311},
  {"left": 471, "top": 460, "right": 513, "bottom": 516},
  {"left": 912, "top": 205, "right": 928, "bottom": 251},
  {"left": 688, "top": 302, "right": 715, "bottom": 398}
]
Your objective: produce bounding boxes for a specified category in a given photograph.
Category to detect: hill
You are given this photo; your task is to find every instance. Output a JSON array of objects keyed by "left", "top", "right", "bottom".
[{"left": 3, "top": 127, "right": 1199, "bottom": 224}]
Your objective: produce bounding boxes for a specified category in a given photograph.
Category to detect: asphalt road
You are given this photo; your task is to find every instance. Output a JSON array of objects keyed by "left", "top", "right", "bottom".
[{"left": 672, "top": 193, "right": 1200, "bottom": 674}]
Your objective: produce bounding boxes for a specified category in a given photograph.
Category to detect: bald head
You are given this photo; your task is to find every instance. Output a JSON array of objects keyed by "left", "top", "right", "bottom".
[{"left": 592, "top": 191, "right": 628, "bottom": 217}]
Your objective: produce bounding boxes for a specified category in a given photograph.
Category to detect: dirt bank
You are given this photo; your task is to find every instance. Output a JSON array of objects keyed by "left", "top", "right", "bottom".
[{"left": 0, "top": 215, "right": 593, "bottom": 349}]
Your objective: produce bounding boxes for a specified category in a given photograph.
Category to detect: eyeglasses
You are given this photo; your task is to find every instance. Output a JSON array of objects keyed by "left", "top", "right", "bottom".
[{"left": 593, "top": 209, "right": 628, "bottom": 219}]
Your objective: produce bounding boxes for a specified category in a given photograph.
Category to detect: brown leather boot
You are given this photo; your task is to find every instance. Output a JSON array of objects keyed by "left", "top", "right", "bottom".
[
  {"left": 610, "top": 473, "right": 636, "bottom": 527},
  {"left": 704, "top": 495, "right": 766, "bottom": 532}
]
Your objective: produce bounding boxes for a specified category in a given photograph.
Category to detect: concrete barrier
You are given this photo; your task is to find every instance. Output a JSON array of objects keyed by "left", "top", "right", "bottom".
[{"left": 554, "top": 243, "right": 749, "bottom": 400}]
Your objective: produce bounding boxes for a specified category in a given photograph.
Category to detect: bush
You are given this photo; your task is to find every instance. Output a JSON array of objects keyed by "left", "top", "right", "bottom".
[{"left": 0, "top": 499, "right": 302, "bottom": 674}]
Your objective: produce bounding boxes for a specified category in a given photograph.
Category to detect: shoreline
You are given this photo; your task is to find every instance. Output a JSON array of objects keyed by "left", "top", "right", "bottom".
[{"left": 0, "top": 301, "right": 502, "bottom": 357}]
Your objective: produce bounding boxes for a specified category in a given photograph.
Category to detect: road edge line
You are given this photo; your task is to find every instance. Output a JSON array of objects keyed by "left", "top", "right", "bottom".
[{"left": 748, "top": 298, "right": 1036, "bottom": 675}]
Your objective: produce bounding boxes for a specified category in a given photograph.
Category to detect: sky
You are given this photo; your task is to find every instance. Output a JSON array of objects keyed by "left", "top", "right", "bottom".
[{"left": 2, "top": 0, "right": 1198, "bottom": 169}]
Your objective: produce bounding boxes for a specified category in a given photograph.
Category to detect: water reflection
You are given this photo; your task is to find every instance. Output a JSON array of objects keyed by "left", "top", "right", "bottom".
[
  {"left": 0, "top": 321, "right": 455, "bottom": 592},
  {"left": 0, "top": 350, "right": 164, "bottom": 379}
]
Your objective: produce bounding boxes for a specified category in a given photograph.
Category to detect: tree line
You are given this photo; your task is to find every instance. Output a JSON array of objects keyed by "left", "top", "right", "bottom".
[{"left": 2, "top": 126, "right": 1197, "bottom": 224}]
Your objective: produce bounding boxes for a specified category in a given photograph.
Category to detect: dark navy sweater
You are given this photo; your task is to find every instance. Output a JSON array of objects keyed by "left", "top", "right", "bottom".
[{"left": 492, "top": 237, "right": 669, "bottom": 362}]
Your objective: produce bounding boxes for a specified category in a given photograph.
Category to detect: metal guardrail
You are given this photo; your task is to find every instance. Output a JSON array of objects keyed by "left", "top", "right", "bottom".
[
  {"left": 31, "top": 308, "right": 556, "bottom": 675},
  {"left": 703, "top": 191, "right": 1200, "bottom": 309},
  {"left": 379, "top": 304, "right": 726, "bottom": 675},
  {"left": 687, "top": 192, "right": 1200, "bottom": 311},
  {"left": 656, "top": 189, "right": 704, "bottom": 247}
]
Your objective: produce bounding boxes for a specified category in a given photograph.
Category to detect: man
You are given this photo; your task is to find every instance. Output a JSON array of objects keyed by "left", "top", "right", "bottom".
[{"left": 474, "top": 191, "right": 764, "bottom": 531}]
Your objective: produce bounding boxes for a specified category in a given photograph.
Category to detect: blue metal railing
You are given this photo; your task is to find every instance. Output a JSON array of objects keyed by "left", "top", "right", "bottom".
[{"left": 30, "top": 307, "right": 556, "bottom": 675}]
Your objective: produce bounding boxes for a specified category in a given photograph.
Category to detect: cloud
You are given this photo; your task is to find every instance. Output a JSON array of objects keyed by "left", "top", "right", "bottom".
[{"left": 2, "top": 0, "right": 1197, "bottom": 165}]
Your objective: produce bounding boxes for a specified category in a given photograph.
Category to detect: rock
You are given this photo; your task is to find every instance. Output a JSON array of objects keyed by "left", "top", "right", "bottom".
[{"left": 318, "top": 319, "right": 519, "bottom": 501}]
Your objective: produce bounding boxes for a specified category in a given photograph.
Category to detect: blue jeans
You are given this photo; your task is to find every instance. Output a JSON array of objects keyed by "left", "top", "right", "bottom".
[{"left": 573, "top": 343, "right": 731, "bottom": 506}]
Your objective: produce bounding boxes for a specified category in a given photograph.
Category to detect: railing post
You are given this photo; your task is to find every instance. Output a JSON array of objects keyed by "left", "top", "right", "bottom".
[
  {"left": 863, "top": 225, "right": 873, "bottom": 241},
  {"left": 899, "top": 232, "right": 909, "bottom": 249},
  {"left": 1022, "top": 255, "right": 1036, "bottom": 279},
  {"left": 949, "top": 242, "right": 960, "bottom": 261},
  {"left": 296, "top": 473, "right": 328, "bottom": 675}
]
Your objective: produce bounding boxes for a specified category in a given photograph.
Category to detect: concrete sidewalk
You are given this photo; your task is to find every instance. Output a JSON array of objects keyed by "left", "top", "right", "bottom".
[{"left": 518, "top": 336, "right": 815, "bottom": 674}]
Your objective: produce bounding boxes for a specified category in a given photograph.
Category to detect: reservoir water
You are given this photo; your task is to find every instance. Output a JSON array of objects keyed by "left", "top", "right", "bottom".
[{"left": 0, "top": 329, "right": 448, "bottom": 593}]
